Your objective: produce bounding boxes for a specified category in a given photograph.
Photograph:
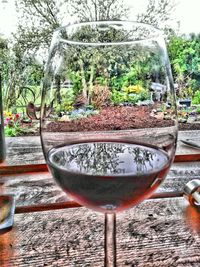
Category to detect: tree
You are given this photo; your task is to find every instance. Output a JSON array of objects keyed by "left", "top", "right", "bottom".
[
  {"left": 0, "top": 35, "right": 43, "bottom": 110},
  {"left": 167, "top": 34, "right": 200, "bottom": 96},
  {"left": 4, "top": 0, "right": 177, "bottom": 112},
  {"left": 15, "top": 0, "right": 67, "bottom": 54},
  {"left": 14, "top": 0, "right": 130, "bottom": 107},
  {"left": 15, "top": 0, "right": 177, "bottom": 56},
  {"left": 0, "top": 36, "right": 16, "bottom": 110},
  {"left": 69, "top": 0, "right": 128, "bottom": 22},
  {"left": 136, "top": 0, "right": 176, "bottom": 31},
  {"left": 15, "top": 0, "right": 129, "bottom": 54},
  {"left": 0, "top": 36, "right": 9, "bottom": 83}
]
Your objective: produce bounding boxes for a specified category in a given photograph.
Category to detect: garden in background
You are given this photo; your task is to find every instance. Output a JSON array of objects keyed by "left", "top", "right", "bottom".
[{"left": 1, "top": 0, "right": 200, "bottom": 136}]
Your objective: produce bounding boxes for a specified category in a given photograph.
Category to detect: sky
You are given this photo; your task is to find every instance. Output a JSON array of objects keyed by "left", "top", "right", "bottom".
[{"left": 0, "top": 0, "right": 200, "bottom": 37}]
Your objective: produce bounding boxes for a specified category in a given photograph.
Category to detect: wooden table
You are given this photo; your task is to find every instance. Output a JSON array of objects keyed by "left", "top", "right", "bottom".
[{"left": 0, "top": 132, "right": 200, "bottom": 266}]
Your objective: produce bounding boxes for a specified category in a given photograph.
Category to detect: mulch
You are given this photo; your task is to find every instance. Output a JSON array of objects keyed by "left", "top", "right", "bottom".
[{"left": 46, "top": 105, "right": 177, "bottom": 132}]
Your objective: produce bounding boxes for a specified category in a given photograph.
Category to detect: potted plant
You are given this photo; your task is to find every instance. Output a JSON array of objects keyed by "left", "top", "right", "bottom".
[{"left": 178, "top": 87, "right": 192, "bottom": 108}]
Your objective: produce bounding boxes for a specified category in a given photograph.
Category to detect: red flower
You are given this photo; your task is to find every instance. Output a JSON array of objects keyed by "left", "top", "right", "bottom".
[{"left": 15, "top": 114, "right": 20, "bottom": 119}]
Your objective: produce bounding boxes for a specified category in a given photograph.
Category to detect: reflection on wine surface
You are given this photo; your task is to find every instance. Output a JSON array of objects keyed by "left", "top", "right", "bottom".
[{"left": 48, "top": 141, "right": 170, "bottom": 212}]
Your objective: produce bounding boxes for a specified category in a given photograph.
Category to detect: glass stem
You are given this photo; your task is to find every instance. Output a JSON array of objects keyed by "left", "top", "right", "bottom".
[{"left": 104, "top": 212, "right": 116, "bottom": 267}]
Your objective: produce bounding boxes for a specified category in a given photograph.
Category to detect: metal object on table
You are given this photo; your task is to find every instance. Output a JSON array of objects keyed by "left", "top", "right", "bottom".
[
  {"left": 0, "top": 195, "right": 15, "bottom": 233},
  {"left": 184, "top": 179, "right": 200, "bottom": 207},
  {"left": 181, "top": 139, "right": 200, "bottom": 150}
]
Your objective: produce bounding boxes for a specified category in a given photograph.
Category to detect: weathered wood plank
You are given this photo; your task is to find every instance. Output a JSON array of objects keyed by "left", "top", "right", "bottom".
[
  {"left": 1, "top": 130, "right": 200, "bottom": 169},
  {"left": 0, "top": 198, "right": 199, "bottom": 266},
  {"left": 3, "top": 136, "right": 44, "bottom": 166},
  {"left": 159, "top": 161, "right": 200, "bottom": 193},
  {"left": 117, "top": 197, "right": 200, "bottom": 267},
  {"left": 0, "top": 208, "right": 104, "bottom": 267},
  {"left": 177, "top": 130, "right": 200, "bottom": 156},
  {"left": 0, "top": 163, "right": 200, "bottom": 208},
  {"left": 0, "top": 172, "right": 69, "bottom": 206}
]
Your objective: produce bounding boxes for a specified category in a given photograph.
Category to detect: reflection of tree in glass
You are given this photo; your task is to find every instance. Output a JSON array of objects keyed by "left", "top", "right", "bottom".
[
  {"left": 52, "top": 142, "right": 156, "bottom": 175},
  {"left": 128, "top": 146, "right": 155, "bottom": 172},
  {"left": 57, "top": 143, "right": 126, "bottom": 175}
]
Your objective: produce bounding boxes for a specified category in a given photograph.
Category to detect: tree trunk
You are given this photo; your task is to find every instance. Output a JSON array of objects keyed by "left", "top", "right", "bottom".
[
  {"left": 55, "top": 75, "right": 61, "bottom": 104},
  {"left": 88, "top": 64, "right": 95, "bottom": 104},
  {"left": 79, "top": 59, "right": 88, "bottom": 103},
  {"left": 0, "top": 71, "right": 6, "bottom": 162}
]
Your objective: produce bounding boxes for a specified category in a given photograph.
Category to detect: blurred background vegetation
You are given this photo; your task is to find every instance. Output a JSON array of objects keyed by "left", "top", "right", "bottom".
[{"left": 1, "top": 0, "right": 200, "bottom": 135}]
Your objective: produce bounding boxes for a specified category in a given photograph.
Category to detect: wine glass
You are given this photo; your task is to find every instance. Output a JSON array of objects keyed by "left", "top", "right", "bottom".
[{"left": 40, "top": 21, "right": 178, "bottom": 266}]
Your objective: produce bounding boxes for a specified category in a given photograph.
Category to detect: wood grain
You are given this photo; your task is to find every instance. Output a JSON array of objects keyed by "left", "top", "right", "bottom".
[
  {"left": 0, "top": 172, "right": 68, "bottom": 207},
  {"left": 1, "top": 130, "right": 200, "bottom": 168},
  {"left": 0, "top": 132, "right": 199, "bottom": 266},
  {"left": 1, "top": 162, "right": 200, "bottom": 209},
  {"left": 0, "top": 207, "right": 104, "bottom": 267},
  {"left": 117, "top": 197, "right": 200, "bottom": 267},
  {"left": 0, "top": 198, "right": 199, "bottom": 266},
  {"left": 3, "top": 136, "right": 44, "bottom": 166}
]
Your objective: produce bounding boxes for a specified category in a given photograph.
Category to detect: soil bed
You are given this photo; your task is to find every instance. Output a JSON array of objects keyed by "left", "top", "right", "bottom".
[{"left": 47, "top": 106, "right": 175, "bottom": 132}]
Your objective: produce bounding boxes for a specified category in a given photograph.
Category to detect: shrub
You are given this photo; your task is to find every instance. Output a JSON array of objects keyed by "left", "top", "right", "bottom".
[
  {"left": 192, "top": 90, "right": 200, "bottom": 104},
  {"left": 111, "top": 90, "right": 128, "bottom": 104},
  {"left": 111, "top": 84, "right": 149, "bottom": 105},
  {"left": 196, "top": 107, "right": 200, "bottom": 114},
  {"left": 91, "top": 84, "right": 110, "bottom": 109},
  {"left": 55, "top": 88, "right": 75, "bottom": 114},
  {"left": 127, "top": 94, "right": 140, "bottom": 104}
]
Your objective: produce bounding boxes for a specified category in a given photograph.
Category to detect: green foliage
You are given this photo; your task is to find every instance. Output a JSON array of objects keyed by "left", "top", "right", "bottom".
[
  {"left": 111, "top": 86, "right": 149, "bottom": 105},
  {"left": 4, "top": 126, "right": 21, "bottom": 137},
  {"left": 55, "top": 88, "right": 75, "bottom": 114},
  {"left": 68, "top": 71, "right": 82, "bottom": 95},
  {"left": 0, "top": 37, "right": 9, "bottom": 82},
  {"left": 196, "top": 107, "right": 200, "bottom": 114},
  {"left": 127, "top": 94, "right": 141, "bottom": 105},
  {"left": 111, "top": 90, "right": 127, "bottom": 104},
  {"left": 3, "top": 112, "right": 30, "bottom": 137},
  {"left": 179, "top": 87, "right": 193, "bottom": 99},
  {"left": 25, "top": 63, "right": 43, "bottom": 86},
  {"left": 192, "top": 90, "right": 200, "bottom": 104},
  {"left": 110, "top": 76, "right": 128, "bottom": 91},
  {"left": 95, "top": 76, "right": 107, "bottom": 86},
  {"left": 109, "top": 67, "right": 143, "bottom": 91},
  {"left": 1, "top": 0, "right": 178, "bottom": 131},
  {"left": 1, "top": 34, "right": 44, "bottom": 111},
  {"left": 168, "top": 35, "right": 200, "bottom": 94}
]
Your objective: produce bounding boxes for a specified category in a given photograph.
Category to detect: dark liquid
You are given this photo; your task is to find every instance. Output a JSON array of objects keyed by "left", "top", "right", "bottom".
[{"left": 48, "top": 141, "right": 170, "bottom": 212}]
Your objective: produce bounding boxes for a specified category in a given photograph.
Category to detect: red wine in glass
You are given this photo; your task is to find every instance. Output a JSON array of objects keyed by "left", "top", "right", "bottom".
[{"left": 47, "top": 141, "right": 171, "bottom": 212}]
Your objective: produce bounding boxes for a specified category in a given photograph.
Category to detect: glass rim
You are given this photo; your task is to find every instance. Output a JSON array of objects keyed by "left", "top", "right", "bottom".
[{"left": 54, "top": 20, "right": 162, "bottom": 46}]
